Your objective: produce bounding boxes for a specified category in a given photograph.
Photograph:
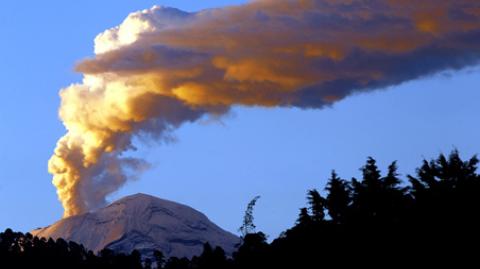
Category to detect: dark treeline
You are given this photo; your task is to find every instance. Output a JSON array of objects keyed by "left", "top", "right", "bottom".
[
  {"left": 0, "top": 229, "right": 143, "bottom": 268},
  {"left": 1, "top": 150, "right": 480, "bottom": 268}
]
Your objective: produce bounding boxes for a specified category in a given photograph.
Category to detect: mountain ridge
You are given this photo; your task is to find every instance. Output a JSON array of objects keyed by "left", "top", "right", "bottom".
[{"left": 31, "top": 193, "right": 240, "bottom": 258}]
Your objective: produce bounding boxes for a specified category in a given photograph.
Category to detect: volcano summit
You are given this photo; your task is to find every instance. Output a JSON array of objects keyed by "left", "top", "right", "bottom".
[{"left": 32, "top": 193, "right": 240, "bottom": 258}]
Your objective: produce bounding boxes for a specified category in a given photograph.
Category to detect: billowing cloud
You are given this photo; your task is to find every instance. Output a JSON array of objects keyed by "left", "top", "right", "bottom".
[{"left": 50, "top": 1, "right": 480, "bottom": 217}]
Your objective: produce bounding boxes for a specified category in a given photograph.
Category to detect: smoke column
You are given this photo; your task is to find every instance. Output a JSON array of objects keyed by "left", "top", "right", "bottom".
[{"left": 49, "top": 0, "right": 480, "bottom": 217}]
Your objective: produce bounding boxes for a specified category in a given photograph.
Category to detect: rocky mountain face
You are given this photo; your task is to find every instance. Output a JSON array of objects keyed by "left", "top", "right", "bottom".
[{"left": 31, "top": 193, "right": 240, "bottom": 258}]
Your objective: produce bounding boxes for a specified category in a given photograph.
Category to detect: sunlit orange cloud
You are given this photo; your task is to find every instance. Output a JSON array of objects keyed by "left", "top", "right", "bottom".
[{"left": 50, "top": 0, "right": 480, "bottom": 217}]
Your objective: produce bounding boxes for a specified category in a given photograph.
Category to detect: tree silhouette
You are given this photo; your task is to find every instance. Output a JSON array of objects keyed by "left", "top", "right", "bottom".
[
  {"left": 325, "top": 170, "right": 351, "bottom": 224},
  {"left": 351, "top": 157, "right": 384, "bottom": 222},
  {"left": 153, "top": 250, "right": 166, "bottom": 269},
  {"left": 296, "top": 207, "right": 312, "bottom": 226},
  {"left": 233, "top": 232, "right": 269, "bottom": 269},
  {"left": 306, "top": 189, "right": 326, "bottom": 222},
  {"left": 408, "top": 150, "right": 480, "bottom": 225},
  {"left": 238, "top": 195, "right": 261, "bottom": 237}
]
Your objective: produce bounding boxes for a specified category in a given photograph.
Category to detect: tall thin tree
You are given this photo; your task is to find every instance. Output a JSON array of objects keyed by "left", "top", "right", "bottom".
[{"left": 239, "top": 196, "right": 261, "bottom": 237}]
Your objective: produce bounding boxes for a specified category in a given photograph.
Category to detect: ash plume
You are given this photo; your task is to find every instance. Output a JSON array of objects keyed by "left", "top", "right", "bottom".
[{"left": 49, "top": 1, "right": 480, "bottom": 217}]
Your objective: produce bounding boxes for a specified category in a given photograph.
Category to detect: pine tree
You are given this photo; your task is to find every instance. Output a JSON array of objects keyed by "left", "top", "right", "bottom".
[
  {"left": 296, "top": 207, "right": 313, "bottom": 226},
  {"left": 154, "top": 250, "right": 166, "bottom": 269},
  {"left": 351, "top": 157, "right": 383, "bottom": 222},
  {"left": 307, "top": 189, "right": 326, "bottom": 222},
  {"left": 384, "top": 161, "right": 402, "bottom": 189},
  {"left": 325, "top": 170, "right": 351, "bottom": 224}
]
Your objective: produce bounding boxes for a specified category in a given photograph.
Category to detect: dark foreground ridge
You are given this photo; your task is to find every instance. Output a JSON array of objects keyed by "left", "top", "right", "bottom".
[{"left": 1, "top": 150, "right": 480, "bottom": 268}]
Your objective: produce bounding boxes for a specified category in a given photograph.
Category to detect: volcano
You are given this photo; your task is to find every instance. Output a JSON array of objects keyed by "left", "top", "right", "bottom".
[{"left": 31, "top": 193, "right": 240, "bottom": 258}]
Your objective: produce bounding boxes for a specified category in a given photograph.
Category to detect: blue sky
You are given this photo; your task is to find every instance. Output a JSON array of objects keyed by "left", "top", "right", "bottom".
[{"left": 0, "top": 0, "right": 479, "bottom": 238}]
